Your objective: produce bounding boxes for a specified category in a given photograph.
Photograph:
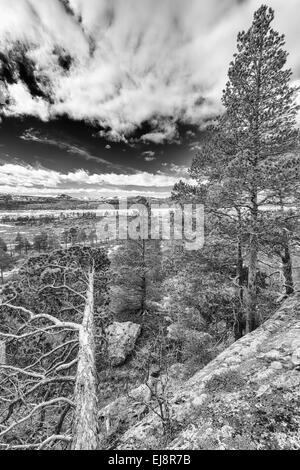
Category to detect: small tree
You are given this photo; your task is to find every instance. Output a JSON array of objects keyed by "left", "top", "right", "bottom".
[
  {"left": 111, "top": 239, "right": 163, "bottom": 316},
  {"left": 78, "top": 229, "right": 87, "bottom": 246},
  {"left": 69, "top": 227, "right": 79, "bottom": 246},
  {"left": 88, "top": 229, "right": 97, "bottom": 246},
  {"left": 33, "top": 232, "right": 48, "bottom": 253},
  {"left": 14, "top": 232, "right": 24, "bottom": 254},
  {"left": 23, "top": 237, "right": 31, "bottom": 255}
]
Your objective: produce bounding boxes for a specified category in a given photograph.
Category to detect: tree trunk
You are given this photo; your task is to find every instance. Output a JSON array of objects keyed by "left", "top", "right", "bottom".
[
  {"left": 141, "top": 240, "right": 146, "bottom": 313},
  {"left": 279, "top": 196, "right": 294, "bottom": 296},
  {"left": 0, "top": 341, "right": 6, "bottom": 365},
  {"left": 72, "top": 268, "right": 99, "bottom": 450},
  {"left": 244, "top": 28, "right": 263, "bottom": 334},
  {"left": 245, "top": 196, "right": 259, "bottom": 333},
  {"left": 282, "top": 243, "right": 294, "bottom": 295},
  {"left": 234, "top": 237, "right": 245, "bottom": 340}
]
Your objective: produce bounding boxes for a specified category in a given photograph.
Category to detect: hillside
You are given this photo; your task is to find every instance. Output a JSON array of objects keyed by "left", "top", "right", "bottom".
[{"left": 102, "top": 295, "right": 300, "bottom": 450}]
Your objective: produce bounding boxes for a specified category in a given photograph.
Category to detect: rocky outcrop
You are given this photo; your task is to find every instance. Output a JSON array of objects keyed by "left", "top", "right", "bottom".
[
  {"left": 98, "top": 363, "right": 187, "bottom": 447},
  {"left": 115, "top": 295, "right": 300, "bottom": 450},
  {"left": 105, "top": 321, "right": 141, "bottom": 366}
]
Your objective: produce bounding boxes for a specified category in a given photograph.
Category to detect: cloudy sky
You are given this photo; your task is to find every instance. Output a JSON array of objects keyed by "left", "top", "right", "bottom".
[{"left": 0, "top": 0, "right": 300, "bottom": 199}]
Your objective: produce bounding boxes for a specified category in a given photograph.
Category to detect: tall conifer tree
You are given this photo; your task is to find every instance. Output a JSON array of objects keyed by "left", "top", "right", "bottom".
[{"left": 222, "top": 5, "right": 299, "bottom": 332}]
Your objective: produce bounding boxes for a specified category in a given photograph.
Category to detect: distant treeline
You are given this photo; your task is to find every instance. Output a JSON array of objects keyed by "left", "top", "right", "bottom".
[{"left": 0, "top": 212, "right": 101, "bottom": 225}]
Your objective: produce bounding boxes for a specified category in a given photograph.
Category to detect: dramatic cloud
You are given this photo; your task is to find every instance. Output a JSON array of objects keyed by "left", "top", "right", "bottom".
[{"left": 1, "top": 0, "right": 299, "bottom": 142}]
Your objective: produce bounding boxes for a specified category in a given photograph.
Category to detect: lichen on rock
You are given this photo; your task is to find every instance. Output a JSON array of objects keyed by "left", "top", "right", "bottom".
[
  {"left": 112, "top": 295, "right": 300, "bottom": 450},
  {"left": 105, "top": 321, "right": 141, "bottom": 366}
]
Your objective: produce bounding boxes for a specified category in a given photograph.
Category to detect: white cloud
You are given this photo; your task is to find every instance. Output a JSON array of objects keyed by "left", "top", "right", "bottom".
[
  {"left": 0, "top": 163, "right": 191, "bottom": 193},
  {"left": 20, "top": 128, "right": 128, "bottom": 168},
  {"left": 0, "top": 0, "right": 300, "bottom": 138},
  {"left": 98, "top": 129, "right": 129, "bottom": 144},
  {"left": 141, "top": 119, "right": 180, "bottom": 144},
  {"left": 0, "top": 184, "right": 171, "bottom": 199},
  {"left": 159, "top": 163, "right": 189, "bottom": 177},
  {"left": 142, "top": 150, "right": 156, "bottom": 162},
  {"left": 7, "top": 83, "right": 50, "bottom": 121},
  {"left": 21, "top": 129, "right": 101, "bottom": 162}
]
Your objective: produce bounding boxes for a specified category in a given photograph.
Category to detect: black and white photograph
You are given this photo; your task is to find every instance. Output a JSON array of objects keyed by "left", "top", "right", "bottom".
[{"left": 0, "top": 0, "right": 299, "bottom": 454}]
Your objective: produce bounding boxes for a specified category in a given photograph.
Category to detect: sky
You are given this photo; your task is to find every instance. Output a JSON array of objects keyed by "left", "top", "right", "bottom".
[{"left": 0, "top": 0, "right": 300, "bottom": 199}]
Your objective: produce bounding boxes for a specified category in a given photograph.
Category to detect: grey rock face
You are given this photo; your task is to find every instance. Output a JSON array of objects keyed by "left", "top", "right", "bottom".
[
  {"left": 105, "top": 321, "right": 141, "bottom": 366},
  {"left": 116, "top": 295, "right": 300, "bottom": 450}
]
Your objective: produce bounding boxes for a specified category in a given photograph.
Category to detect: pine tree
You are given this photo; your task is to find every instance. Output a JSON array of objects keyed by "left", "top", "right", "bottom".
[
  {"left": 173, "top": 135, "right": 249, "bottom": 339},
  {"left": 0, "top": 237, "right": 7, "bottom": 253},
  {"left": 222, "top": 5, "right": 299, "bottom": 332},
  {"left": 110, "top": 239, "right": 163, "bottom": 316},
  {"left": 15, "top": 232, "right": 24, "bottom": 254}
]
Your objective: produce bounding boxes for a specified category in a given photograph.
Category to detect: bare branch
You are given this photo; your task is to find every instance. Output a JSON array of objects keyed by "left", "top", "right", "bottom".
[
  {"left": 0, "top": 435, "right": 72, "bottom": 450},
  {"left": 37, "top": 284, "right": 87, "bottom": 300},
  {"left": 0, "top": 303, "right": 80, "bottom": 330},
  {"left": 0, "top": 326, "right": 80, "bottom": 342},
  {"left": 0, "top": 365, "right": 44, "bottom": 379},
  {"left": 0, "top": 398, "right": 75, "bottom": 439}
]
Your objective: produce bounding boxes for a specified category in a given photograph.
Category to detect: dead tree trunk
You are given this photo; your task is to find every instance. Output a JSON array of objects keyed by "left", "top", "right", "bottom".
[
  {"left": 140, "top": 239, "right": 147, "bottom": 313},
  {"left": 72, "top": 267, "right": 98, "bottom": 450},
  {"left": 0, "top": 341, "right": 6, "bottom": 365}
]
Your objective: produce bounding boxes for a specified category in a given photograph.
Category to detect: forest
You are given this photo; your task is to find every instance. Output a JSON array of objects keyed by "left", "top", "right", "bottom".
[{"left": 0, "top": 5, "right": 299, "bottom": 451}]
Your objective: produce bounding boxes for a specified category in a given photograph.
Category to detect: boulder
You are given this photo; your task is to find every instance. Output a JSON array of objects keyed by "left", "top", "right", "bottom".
[{"left": 105, "top": 321, "right": 141, "bottom": 366}]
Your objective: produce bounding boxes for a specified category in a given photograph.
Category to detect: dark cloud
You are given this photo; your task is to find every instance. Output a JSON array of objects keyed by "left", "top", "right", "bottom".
[{"left": 0, "top": 0, "right": 299, "bottom": 197}]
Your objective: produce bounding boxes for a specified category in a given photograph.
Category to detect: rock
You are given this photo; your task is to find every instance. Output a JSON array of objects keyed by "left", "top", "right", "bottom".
[
  {"left": 105, "top": 321, "right": 141, "bottom": 366},
  {"left": 116, "top": 295, "right": 300, "bottom": 450},
  {"left": 166, "top": 323, "right": 182, "bottom": 342},
  {"left": 215, "top": 320, "right": 227, "bottom": 334},
  {"left": 270, "top": 361, "right": 283, "bottom": 370},
  {"left": 263, "top": 349, "right": 282, "bottom": 361},
  {"left": 220, "top": 425, "right": 234, "bottom": 439},
  {"left": 98, "top": 384, "right": 149, "bottom": 438},
  {"left": 256, "top": 384, "right": 271, "bottom": 397},
  {"left": 192, "top": 394, "right": 208, "bottom": 408},
  {"left": 291, "top": 347, "right": 300, "bottom": 366}
]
